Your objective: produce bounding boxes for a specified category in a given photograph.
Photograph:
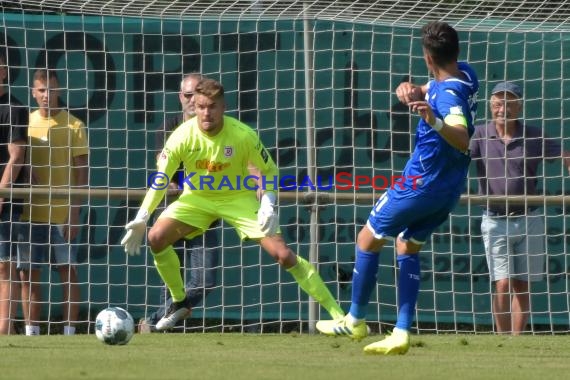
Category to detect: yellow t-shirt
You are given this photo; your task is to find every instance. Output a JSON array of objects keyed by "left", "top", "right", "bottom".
[
  {"left": 23, "top": 109, "right": 89, "bottom": 224},
  {"left": 141, "top": 115, "right": 278, "bottom": 213}
]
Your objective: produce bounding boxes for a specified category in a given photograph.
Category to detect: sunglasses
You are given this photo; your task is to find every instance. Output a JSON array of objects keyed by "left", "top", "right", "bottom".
[{"left": 182, "top": 92, "right": 194, "bottom": 99}]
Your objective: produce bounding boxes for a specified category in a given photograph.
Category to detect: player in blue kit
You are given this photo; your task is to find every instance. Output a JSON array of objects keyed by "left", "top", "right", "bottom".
[{"left": 316, "top": 21, "right": 479, "bottom": 355}]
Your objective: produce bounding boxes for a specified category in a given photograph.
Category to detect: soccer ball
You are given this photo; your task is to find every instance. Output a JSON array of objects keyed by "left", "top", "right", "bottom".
[{"left": 95, "top": 307, "right": 135, "bottom": 345}]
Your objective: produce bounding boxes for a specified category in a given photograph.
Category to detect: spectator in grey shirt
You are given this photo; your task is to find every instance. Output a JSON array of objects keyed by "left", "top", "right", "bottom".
[{"left": 470, "top": 81, "right": 570, "bottom": 335}]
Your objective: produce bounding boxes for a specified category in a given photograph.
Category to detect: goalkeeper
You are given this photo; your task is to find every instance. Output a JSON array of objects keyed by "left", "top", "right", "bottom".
[
  {"left": 138, "top": 73, "right": 219, "bottom": 333},
  {"left": 121, "top": 78, "right": 344, "bottom": 330}
]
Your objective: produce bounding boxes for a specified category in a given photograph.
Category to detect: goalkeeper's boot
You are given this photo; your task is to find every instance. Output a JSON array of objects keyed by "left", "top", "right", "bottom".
[
  {"left": 315, "top": 315, "right": 369, "bottom": 341},
  {"left": 363, "top": 328, "right": 410, "bottom": 355},
  {"left": 155, "top": 297, "right": 192, "bottom": 331}
]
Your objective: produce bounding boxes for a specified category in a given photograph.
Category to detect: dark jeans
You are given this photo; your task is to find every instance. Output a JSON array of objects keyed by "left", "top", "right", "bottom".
[
  {"left": 0, "top": 205, "right": 19, "bottom": 261},
  {"left": 147, "top": 226, "right": 219, "bottom": 325}
]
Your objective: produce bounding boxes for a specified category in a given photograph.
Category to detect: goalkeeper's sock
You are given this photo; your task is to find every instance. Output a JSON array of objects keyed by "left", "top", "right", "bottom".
[
  {"left": 287, "top": 255, "right": 344, "bottom": 319},
  {"left": 395, "top": 253, "right": 420, "bottom": 331},
  {"left": 152, "top": 246, "right": 186, "bottom": 302},
  {"left": 348, "top": 247, "right": 379, "bottom": 320}
]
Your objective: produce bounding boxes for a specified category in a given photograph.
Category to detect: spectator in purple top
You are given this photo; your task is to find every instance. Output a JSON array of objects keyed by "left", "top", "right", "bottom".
[{"left": 470, "top": 81, "right": 570, "bottom": 335}]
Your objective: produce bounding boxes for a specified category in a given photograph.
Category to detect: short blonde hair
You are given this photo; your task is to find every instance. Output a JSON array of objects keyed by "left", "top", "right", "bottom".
[{"left": 194, "top": 78, "right": 224, "bottom": 100}]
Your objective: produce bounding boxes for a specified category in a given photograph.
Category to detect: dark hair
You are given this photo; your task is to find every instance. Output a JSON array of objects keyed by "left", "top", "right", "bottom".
[
  {"left": 421, "top": 21, "right": 460, "bottom": 66},
  {"left": 194, "top": 78, "right": 224, "bottom": 100}
]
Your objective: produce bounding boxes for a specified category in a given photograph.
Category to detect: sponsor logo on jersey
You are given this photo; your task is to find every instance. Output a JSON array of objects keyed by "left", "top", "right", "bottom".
[{"left": 195, "top": 159, "right": 230, "bottom": 172}]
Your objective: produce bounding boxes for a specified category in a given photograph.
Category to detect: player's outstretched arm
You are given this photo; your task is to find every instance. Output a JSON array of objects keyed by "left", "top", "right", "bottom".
[
  {"left": 409, "top": 100, "right": 470, "bottom": 152},
  {"left": 121, "top": 209, "right": 150, "bottom": 256},
  {"left": 245, "top": 133, "right": 280, "bottom": 237},
  {"left": 121, "top": 149, "right": 180, "bottom": 256},
  {"left": 396, "top": 82, "right": 428, "bottom": 105},
  {"left": 257, "top": 191, "right": 279, "bottom": 236}
]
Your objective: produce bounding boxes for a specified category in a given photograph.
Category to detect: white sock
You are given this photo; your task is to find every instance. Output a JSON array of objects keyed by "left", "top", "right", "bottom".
[
  {"left": 63, "top": 326, "right": 76, "bottom": 336},
  {"left": 25, "top": 325, "right": 40, "bottom": 336},
  {"left": 347, "top": 313, "right": 364, "bottom": 326},
  {"left": 393, "top": 327, "right": 408, "bottom": 334}
]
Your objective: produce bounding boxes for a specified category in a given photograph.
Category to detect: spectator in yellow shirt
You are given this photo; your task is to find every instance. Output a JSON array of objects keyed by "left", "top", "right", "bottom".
[{"left": 18, "top": 69, "right": 88, "bottom": 335}]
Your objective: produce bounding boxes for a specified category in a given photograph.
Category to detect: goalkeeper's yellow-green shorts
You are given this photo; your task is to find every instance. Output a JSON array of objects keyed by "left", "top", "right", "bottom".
[{"left": 158, "top": 191, "right": 281, "bottom": 241}]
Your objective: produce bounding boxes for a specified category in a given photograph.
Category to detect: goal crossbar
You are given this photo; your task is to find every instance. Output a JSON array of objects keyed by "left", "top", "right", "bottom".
[{"left": 1, "top": 188, "right": 567, "bottom": 207}]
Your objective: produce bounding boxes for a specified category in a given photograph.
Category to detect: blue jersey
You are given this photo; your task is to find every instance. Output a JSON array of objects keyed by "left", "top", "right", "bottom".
[{"left": 394, "top": 61, "right": 479, "bottom": 198}]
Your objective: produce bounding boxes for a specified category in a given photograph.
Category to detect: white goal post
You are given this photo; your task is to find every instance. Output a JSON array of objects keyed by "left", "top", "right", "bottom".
[{"left": 1, "top": 0, "right": 569, "bottom": 335}]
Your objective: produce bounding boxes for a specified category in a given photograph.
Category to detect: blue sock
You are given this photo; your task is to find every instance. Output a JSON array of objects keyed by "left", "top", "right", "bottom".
[
  {"left": 395, "top": 253, "right": 420, "bottom": 330},
  {"left": 348, "top": 247, "right": 379, "bottom": 319}
]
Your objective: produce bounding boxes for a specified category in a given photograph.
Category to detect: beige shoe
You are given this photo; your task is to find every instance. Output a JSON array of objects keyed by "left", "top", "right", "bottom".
[{"left": 137, "top": 318, "right": 152, "bottom": 334}]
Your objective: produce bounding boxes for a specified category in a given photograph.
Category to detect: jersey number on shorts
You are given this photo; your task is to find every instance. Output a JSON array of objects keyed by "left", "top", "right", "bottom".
[{"left": 371, "top": 193, "right": 389, "bottom": 216}]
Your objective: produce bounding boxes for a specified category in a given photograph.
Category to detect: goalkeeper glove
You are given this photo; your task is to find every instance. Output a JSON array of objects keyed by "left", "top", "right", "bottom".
[
  {"left": 120, "top": 209, "right": 150, "bottom": 256},
  {"left": 257, "top": 192, "right": 279, "bottom": 236}
]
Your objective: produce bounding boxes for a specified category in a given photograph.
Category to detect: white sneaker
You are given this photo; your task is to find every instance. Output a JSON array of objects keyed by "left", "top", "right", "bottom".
[{"left": 155, "top": 297, "right": 192, "bottom": 331}]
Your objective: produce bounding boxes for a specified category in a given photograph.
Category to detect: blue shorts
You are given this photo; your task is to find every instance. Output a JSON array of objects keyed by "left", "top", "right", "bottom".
[
  {"left": 16, "top": 222, "right": 78, "bottom": 270},
  {"left": 366, "top": 191, "right": 459, "bottom": 244},
  {"left": 0, "top": 207, "right": 20, "bottom": 262}
]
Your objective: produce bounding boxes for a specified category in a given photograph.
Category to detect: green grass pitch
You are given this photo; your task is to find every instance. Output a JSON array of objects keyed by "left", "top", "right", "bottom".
[{"left": 2, "top": 333, "right": 569, "bottom": 380}]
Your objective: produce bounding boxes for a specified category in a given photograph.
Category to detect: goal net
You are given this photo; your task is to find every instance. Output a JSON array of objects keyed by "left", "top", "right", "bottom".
[{"left": 2, "top": 0, "right": 569, "bottom": 335}]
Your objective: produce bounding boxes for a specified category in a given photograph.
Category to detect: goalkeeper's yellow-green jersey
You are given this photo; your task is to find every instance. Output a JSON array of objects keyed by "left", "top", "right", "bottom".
[{"left": 140, "top": 115, "right": 278, "bottom": 214}]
